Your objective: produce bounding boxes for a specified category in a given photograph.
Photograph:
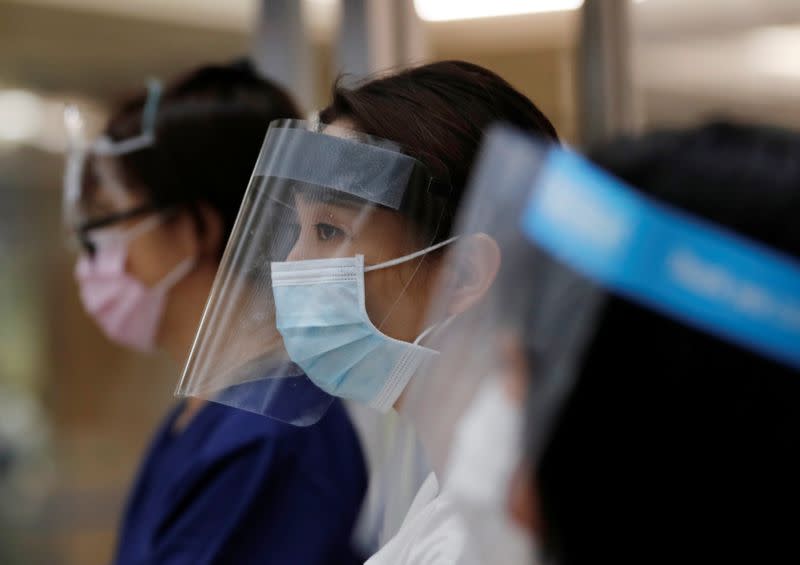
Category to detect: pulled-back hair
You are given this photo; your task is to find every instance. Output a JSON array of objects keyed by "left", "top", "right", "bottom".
[
  {"left": 319, "top": 60, "right": 559, "bottom": 243},
  {"left": 83, "top": 59, "right": 300, "bottom": 251}
]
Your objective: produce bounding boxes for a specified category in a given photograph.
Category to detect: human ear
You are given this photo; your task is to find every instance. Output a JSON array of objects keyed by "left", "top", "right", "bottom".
[
  {"left": 444, "top": 232, "right": 501, "bottom": 316},
  {"left": 164, "top": 203, "right": 223, "bottom": 264},
  {"left": 190, "top": 203, "right": 225, "bottom": 260}
]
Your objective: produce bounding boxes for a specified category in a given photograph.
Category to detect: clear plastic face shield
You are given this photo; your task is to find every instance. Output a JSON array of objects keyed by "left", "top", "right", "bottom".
[
  {"left": 176, "top": 119, "right": 453, "bottom": 426},
  {"left": 404, "top": 126, "right": 800, "bottom": 564},
  {"left": 62, "top": 79, "right": 162, "bottom": 250}
]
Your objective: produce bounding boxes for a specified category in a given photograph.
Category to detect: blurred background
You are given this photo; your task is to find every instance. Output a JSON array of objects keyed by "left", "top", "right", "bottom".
[{"left": 1, "top": 0, "right": 798, "bottom": 563}]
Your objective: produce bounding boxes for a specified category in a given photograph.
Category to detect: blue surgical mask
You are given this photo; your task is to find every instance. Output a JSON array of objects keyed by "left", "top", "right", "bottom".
[{"left": 271, "top": 238, "right": 457, "bottom": 411}]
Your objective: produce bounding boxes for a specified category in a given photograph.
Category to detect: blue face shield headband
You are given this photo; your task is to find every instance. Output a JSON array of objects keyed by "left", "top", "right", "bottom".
[{"left": 521, "top": 148, "right": 800, "bottom": 371}]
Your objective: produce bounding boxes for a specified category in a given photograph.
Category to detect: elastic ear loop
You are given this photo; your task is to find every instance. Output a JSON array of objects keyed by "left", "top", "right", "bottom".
[
  {"left": 91, "top": 210, "right": 195, "bottom": 292},
  {"left": 364, "top": 236, "right": 460, "bottom": 273},
  {"left": 153, "top": 256, "right": 196, "bottom": 293},
  {"left": 413, "top": 314, "right": 458, "bottom": 347},
  {"left": 364, "top": 235, "right": 461, "bottom": 343}
]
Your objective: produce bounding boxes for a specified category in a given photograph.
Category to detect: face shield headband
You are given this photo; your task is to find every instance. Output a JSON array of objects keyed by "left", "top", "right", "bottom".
[
  {"left": 519, "top": 145, "right": 800, "bottom": 465},
  {"left": 525, "top": 147, "right": 800, "bottom": 372}
]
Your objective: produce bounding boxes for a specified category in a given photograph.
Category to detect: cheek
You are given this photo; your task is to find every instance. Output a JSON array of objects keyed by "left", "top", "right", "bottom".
[
  {"left": 287, "top": 230, "right": 351, "bottom": 261},
  {"left": 125, "top": 230, "right": 181, "bottom": 287},
  {"left": 363, "top": 269, "right": 404, "bottom": 329},
  {"left": 363, "top": 262, "right": 437, "bottom": 341}
]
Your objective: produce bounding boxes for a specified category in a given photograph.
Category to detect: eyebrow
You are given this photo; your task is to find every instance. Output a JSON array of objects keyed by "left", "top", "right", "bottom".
[{"left": 294, "top": 185, "right": 372, "bottom": 211}]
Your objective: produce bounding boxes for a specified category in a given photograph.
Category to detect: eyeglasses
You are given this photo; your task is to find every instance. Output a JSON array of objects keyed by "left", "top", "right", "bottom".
[{"left": 75, "top": 203, "right": 161, "bottom": 258}]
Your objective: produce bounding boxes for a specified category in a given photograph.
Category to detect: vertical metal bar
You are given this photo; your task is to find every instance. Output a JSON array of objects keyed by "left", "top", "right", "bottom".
[
  {"left": 398, "top": 0, "right": 429, "bottom": 67},
  {"left": 337, "top": 0, "right": 429, "bottom": 83},
  {"left": 578, "top": 0, "right": 640, "bottom": 147},
  {"left": 252, "top": 0, "right": 313, "bottom": 110},
  {"left": 337, "top": 0, "right": 372, "bottom": 84}
]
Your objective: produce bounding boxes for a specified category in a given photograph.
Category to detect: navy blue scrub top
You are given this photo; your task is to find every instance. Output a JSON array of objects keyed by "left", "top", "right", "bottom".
[{"left": 113, "top": 399, "right": 367, "bottom": 565}]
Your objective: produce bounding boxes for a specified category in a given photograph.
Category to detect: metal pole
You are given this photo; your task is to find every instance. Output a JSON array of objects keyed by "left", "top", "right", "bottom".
[
  {"left": 251, "top": 0, "right": 314, "bottom": 110},
  {"left": 337, "top": 0, "right": 429, "bottom": 83},
  {"left": 578, "top": 0, "right": 640, "bottom": 147}
]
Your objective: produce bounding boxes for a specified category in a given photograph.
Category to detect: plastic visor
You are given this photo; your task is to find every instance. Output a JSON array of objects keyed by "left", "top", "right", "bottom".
[
  {"left": 176, "top": 119, "right": 451, "bottom": 426},
  {"left": 403, "top": 125, "right": 800, "bottom": 562}
]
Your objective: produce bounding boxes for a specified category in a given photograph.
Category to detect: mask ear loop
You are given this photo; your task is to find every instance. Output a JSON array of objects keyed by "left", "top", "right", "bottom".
[
  {"left": 413, "top": 313, "right": 458, "bottom": 347},
  {"left": 364, "top": 235, "right": 460, "bottom": 335},
  {"left": 152, "top": 256, "right": 196, "bottom": 293},
  {"left": 364, "top": 235, "right": 460, "bottom": 273},
  {"left": 86, "top": 210, "right": 195, "bottom": 291}
]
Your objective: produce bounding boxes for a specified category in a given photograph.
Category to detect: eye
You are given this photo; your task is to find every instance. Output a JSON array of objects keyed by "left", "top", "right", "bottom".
[
  {"left": 315, "top": 223, "right": 344, "bottom": 241},
  {"left": 79, "top": 233, "right": 97, "bottom": 258}
]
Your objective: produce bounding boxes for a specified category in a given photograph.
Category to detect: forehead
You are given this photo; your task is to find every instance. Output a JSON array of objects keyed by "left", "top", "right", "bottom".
[
  {"left": 324, "top": 118, "right": 358, "bottom": 136},
  {"left": 292, "top": 183, "right": 372, "bottom": 211},
  {"left": 294, "top": 189, "right": 413, "bottom": 238}
]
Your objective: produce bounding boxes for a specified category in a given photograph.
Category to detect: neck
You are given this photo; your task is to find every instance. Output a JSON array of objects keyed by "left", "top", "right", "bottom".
[
  {"left": 396, "top": 391, "right": 451, "bottom": 478},
  {"left": 158, "top": 262, "right": 217, "bottom": 366}
]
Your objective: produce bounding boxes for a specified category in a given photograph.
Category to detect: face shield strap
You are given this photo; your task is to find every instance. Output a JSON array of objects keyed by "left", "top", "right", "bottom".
[
  {"left": 256, "top": 126, "right": 437, "bottom": 209},
  {"left": 62, "top": 79, "right": 163, "bottom": 230},
  {"left": 92, "top": 78, "right": 162, "bottom": 156},
  {"left": 63, "top": 105, "right": 87, "bottom": 152},
  {"left": 522, "top": 147, "right": 800, "bottom": 372}
]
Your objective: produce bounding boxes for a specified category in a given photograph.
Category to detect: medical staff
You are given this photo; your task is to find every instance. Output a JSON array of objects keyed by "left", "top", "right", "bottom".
[
  {"left": 176, "top": 60, "right": 559, "bottom": 564},
  {"left": 64, "top": 60, "right": 367, "bottom": 565},
  {"left": 418, "top": 122, "right": 800, "bottom": 564}
]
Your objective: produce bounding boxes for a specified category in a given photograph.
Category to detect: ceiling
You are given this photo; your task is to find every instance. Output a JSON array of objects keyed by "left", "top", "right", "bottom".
[
  {"left": 0, "top": 2, "right": 250, "bottom": 99},
  {"left": 1, "top": 0, "right": 799, "bottom": 127}
]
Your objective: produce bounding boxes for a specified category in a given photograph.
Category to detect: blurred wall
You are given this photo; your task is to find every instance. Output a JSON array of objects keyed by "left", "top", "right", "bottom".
[
  {"left": 0, "top": 136, "right": 177, "bottom": 565},
  {"left": 0, "top": 3, "right": 250, "bottom": 564},
  {"left": 434, "top": 47, "right": 578, "bottom": 142}
]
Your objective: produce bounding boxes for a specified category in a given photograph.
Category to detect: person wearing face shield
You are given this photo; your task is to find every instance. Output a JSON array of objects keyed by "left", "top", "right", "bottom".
[
  {"left": 176, "top": 60, "right": 559, "bottom": 564},
  {"left": 64, "top": 60, "right": 368, "bottom": 565},
  {"left": 417, "top": 122, "right": 800, "bottom": 564}
]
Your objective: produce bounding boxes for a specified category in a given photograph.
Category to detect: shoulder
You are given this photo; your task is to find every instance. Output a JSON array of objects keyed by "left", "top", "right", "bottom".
[
  {"left": 192, "top": 402, "right": 300, "bottom": 465},
  {"left": 194, "top": 400, "right": 363, "bottom": 467},
  {"left": 190, "top": 401, "right": 367, "bottom": 517}
]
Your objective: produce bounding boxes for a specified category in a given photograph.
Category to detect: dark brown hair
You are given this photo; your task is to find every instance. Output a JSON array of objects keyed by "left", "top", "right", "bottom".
[
  {"left": 83, "top": 59, "right": 301, "bottom": 249},
  {"left": 534, "top": 122, "right": 800, "bottom": 563},
  {"left": 319, "top": 60, "right": 559, "bottom": 242}
]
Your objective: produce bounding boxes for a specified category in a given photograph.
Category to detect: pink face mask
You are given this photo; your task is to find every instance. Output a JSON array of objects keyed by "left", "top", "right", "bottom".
[{"left": 75, "top": 215, "right": 195, "bottom": 353}]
